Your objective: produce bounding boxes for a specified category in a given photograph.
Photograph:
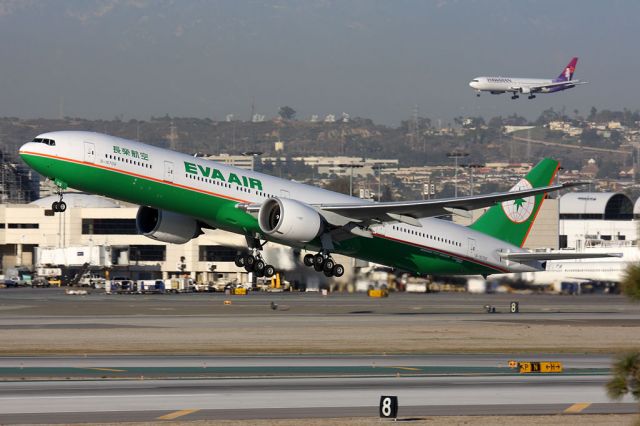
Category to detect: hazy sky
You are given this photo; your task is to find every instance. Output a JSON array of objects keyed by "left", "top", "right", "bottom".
[{"left": 0, "top": 0, "right": 638, "bottom": 125}]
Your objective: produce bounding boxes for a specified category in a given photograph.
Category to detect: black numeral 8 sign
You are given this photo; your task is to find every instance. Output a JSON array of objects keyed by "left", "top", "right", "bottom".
[{"left": 379, "top": 395, "right": 398, "bottom": 418}]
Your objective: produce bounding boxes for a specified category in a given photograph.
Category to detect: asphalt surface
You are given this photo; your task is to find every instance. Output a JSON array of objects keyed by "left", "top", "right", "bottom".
[
  {"left": 0, "top": 354, "right": 635, "bottom": 423},
  {"left": 0, "top": 288, "right": 638, "bottom": 422}
]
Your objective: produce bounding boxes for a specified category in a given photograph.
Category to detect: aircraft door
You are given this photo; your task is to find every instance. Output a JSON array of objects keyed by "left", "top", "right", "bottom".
[
  {"left": 83, "top": 142, "right": 96, "bottom": 163},
  {"left": 163, "top": 161, "right": 174, "bottom": 182},
  {"left": 467, "top": 238, "right": 477, "bottom": 258}
]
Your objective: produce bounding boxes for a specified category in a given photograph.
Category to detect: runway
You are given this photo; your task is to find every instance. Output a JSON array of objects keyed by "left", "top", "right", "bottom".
[
  {"left": 0, "top": 354, "right": 635, "bottom": 423},
  {"left": 0, "top": 289, "right": 638, "bottom": 422}
]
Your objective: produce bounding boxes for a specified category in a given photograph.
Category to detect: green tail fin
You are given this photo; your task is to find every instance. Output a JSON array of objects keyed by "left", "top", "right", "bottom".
[{"left": 468, "top": 158, "right": 559, "bottom": 247}]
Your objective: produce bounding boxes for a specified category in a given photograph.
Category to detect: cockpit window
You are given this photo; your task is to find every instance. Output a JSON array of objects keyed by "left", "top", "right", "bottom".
[
  {"left": 472, "top": 79, "right": 479, "bottom": 82},
  {"left": 32, "top": 138, "right": 55, "bottom": 146}
]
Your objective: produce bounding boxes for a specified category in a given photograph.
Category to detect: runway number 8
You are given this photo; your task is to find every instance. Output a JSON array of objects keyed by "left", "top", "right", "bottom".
[{"left": 379, "top": 395, "right": 398, "bottom": 418}]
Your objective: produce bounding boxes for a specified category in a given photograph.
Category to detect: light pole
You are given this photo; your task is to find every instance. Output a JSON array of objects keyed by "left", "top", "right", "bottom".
[
  {"left": 337, "top": 163, "right": 363, "bottom": 196},
  {"left": 241, "top": 151, "right": 263, "bottom": 171},
  {"left": 446, "top": 151, "right": 469, "bottom": 198},
  {"left": 372, "top": 164, "right": 393, "bottom": 202},
  {"left": 462, "top": 163, "right": 484, "bottom": 196}
]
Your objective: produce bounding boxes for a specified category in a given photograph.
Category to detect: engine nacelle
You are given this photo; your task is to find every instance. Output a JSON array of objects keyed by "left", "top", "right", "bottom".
[
  {"left": 136, "top": 206, "right": 200, "bottom": 244},
  {"left": 520, "top": 87, "right": 531, "bottom": 94},
  {"left": 258, "top": 197, "right": 323, "bottom": 243}
]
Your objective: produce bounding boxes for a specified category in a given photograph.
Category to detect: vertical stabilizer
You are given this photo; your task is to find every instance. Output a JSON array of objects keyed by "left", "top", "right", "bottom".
[
  {"left": 468, "top": 158, "right": 559, "bottom": 247},
  {"left": 556, "top": 57, "right": 578, "bottom": 81}
]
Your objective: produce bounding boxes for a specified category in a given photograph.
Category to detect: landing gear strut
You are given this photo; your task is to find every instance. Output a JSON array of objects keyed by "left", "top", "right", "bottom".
[
  {"left": 51, "top": 190, "right": 66, "bottom": 213},
  {"left": 303, "top": 252, "right": 344, "bottom": 278}
]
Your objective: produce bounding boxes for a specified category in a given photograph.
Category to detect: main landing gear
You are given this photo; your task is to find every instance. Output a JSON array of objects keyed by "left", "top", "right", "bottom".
[
  {"left": 51, "top": 190, "right": 66, "bottom": 213},
  {"left": 235, "top": 236, "right": 276, "bottom": 278},
  {"left": 528, "top": 94, "right": 536, "bottom": 99},
  {"left": 235, "top": 251, "right": 276, "bottom": 278},
  {"left": 303, "top": 252, "right": 345, "bottom": 278},
  {"left": 511, "top": 94, "right": 519, "bottom": 100}
]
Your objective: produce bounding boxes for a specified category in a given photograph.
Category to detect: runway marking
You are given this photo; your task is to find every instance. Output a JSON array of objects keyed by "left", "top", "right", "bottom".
[
  {"left": 156, "top": 409, "right": 200, "bottom": 420},
  {"left": 391, "top": 366, "right": 421, "bottom": 371},
  {"left": 564, "top": 402, "right": 591, "bottom": 413},
  {"left": 82, "top": 367, "right": 127, "bottom": 373}
]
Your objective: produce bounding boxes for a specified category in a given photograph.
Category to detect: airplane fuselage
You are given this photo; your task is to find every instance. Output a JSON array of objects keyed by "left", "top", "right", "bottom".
[
  {"left": 20, "top": 131, "right": 538, "bottom": 276},
  {"left": 469, "top": 77, "right": 574, "bottom": 94}
]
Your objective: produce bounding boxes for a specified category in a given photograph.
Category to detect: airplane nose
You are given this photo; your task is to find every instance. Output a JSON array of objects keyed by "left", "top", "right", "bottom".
[{"left": 469, "top": 81, "right": 477, "bottom": 89}]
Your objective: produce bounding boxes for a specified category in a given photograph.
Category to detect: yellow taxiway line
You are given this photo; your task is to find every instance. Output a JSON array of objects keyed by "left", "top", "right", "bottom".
[
  {"left": 83, "top": 367, "right": 127, "bottom": 373},
  {"left": 564, "top": 402, "right": 591, "bottom": 413},
  {"left": 157, "top": 409, "right": 200, "bottom": 420}
]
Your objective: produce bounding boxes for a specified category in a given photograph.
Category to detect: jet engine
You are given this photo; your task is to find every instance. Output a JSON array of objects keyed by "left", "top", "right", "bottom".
[
  {"left": 136, "top": 206, "right": 201, "bottom": 244},
  {"left": 258, "top": 197, "right": 323, "bottom": 243}
]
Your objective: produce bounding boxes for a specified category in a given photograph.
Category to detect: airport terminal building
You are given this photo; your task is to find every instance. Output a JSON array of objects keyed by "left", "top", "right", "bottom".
[{"left": 0, "top": 193, "right": 250, "bottom": 285}]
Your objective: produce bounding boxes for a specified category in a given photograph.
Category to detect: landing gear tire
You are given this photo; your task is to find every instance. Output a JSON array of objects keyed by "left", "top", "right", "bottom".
[
  {"left": 323, "top": 258, "right": 335, "bottom": 273},
  {"left": 244, "top": 255, "right": 256, "bottom": 272},
  {"left": 52, "top": 201, "right": 59, "bottom": 212},
  {"left": 58, "top": 201, "right": 67, "bottom": 212},
  {"left": 234, "top": 254, "right": 246, "bottom": 268},
  {"left": 264, "top": 265, "right": 276, "bottom": 278},
  {"left": 332, "top": 264, "right": 345, "bottom": 278},
  {"left": 511, "top": 95, "right": 519, "bottom": 99},
  {"left": 254, "top": 263, "right": 265, "bottom": 278},
  {"left": 303, "top": 254, "right": 314, "bottom": 267},
  {"left": 323, "top": 268, "right": 334, "bottom": 277},
  {"left": 528, "top": 95, "right": 536, "bottom": 99}
]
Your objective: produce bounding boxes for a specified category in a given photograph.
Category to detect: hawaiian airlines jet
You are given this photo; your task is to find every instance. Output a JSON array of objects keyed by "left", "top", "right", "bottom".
[
  {"left": 19, "top": 132, "right": 614, "bottom": 279},
  {"left": 469, "top": 57, "right": 587, "bottom": 99}
]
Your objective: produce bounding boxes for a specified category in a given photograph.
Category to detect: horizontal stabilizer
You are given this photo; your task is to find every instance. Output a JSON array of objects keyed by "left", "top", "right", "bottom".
[{"left": 498, "top": 252, "right": 623, "bottom": 262}]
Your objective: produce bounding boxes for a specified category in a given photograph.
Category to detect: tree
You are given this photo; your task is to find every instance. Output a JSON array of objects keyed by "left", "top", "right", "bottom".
[
  {"left": 278, "top": 106, "right": 296, "bottom": 120},
  {"left": 621, "top": 264, "right": 640, "bottom": 301},
  {"left": 607, "top": 266, "right": 640, "bottom": 406},
  {"left": 607, "top": 352, "right": 640, "bottom": 401}
]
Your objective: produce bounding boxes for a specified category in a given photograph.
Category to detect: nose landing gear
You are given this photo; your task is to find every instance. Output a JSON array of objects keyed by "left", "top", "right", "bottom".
[{"left": 51, "top": 190, "right": 66, "bottom": 213}]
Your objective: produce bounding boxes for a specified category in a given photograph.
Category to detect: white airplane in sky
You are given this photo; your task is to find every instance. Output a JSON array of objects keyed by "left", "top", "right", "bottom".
[
  {"left": 469, "top": 57, "right": 587, "bottom": 99},
  {"left": 19, "top": 132, "right": 614, "bottom": 279}
]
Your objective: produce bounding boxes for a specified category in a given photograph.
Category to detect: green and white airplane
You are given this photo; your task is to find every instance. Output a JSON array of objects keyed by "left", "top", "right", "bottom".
[{"left": 19, "top": 131, "right": 611, "bottom": 279}]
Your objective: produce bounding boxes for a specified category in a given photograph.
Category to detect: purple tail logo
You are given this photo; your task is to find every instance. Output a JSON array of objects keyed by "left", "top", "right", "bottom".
[{"left": 558, "top": 57, "right": 578, "bottom": 81}]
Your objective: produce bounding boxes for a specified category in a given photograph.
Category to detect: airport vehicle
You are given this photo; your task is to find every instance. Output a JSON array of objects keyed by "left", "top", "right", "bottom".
[
  {"left": 469, "top": 57, "right": 587, "bottom": 99},
  {"left": 19, "top": 132, "right": 615, "bottom": 279},
  {"left": 78, "top": 273, "right": 106, "bottom": 288}
]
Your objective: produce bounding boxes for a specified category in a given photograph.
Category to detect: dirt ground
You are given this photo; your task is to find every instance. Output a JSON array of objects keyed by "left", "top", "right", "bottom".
[{"left": 2, "top": 317, "right": 640, "bottom": 355}]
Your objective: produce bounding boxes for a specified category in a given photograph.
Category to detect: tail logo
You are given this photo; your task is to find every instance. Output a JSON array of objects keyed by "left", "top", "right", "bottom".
[{"left": 501, "top": 179, "right": 535, "bottom": 223}]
